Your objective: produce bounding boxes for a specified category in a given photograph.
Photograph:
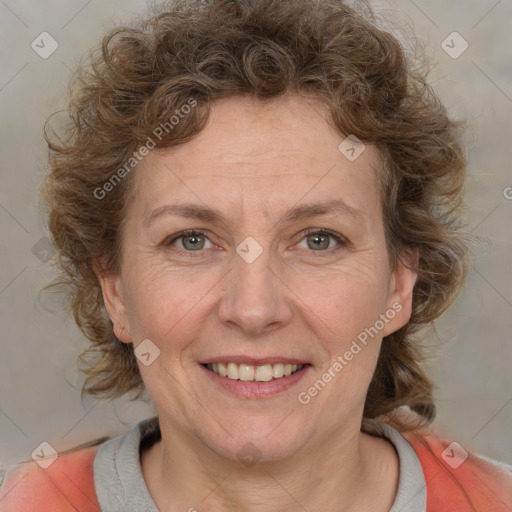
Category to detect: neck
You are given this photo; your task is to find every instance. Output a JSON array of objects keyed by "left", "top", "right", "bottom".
[{"left": 141, "top": 416, "right": 398, "bottom": 512}]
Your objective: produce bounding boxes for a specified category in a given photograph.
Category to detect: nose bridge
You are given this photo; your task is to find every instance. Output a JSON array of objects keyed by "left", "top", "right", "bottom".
[{"left": 217, "top": 235, "right": 292, "bottom": 334}]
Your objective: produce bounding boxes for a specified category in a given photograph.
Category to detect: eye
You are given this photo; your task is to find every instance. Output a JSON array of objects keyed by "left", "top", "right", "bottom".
[
  {"left": 296, "top": 229, "right": 347, "bottom": 252},
  {"left": 166, "top": 230, "right": 213, "bottom": 252},
  {"left": 164, "top": 228, "right": 348, "bottom": 255}
]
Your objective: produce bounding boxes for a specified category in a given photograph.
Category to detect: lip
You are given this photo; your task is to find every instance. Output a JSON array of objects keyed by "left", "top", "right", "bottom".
[
  {"left": 199, "top": 356, "right": 311, "bottom": 365},
  {"left": 199, "top": 362, "right": 312, "bottom": 398}
]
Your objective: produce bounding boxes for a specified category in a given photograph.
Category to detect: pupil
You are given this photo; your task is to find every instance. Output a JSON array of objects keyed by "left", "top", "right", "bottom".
[
  {"left": 184, "top": 235, "right": 204, "bottom": 250},
  {"left": 309, "top": 234, "right": 328, "bottom": 250}
]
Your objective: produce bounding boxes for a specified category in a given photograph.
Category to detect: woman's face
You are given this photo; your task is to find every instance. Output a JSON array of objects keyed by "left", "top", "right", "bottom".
[{"left": 99, "top": 94, "right": 417, "bottom": 461}]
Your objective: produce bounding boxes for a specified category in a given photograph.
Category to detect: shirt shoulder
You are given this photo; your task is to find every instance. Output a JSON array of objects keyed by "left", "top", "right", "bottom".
[
  {"left": 402, "top": 428, "right": 512, "bottom": 512},
  {"left": 0, "top": 443, "right": 103, "bottom": 512},
  {"left": 93, "top": 416, "right": 160, "bottom": 511}
]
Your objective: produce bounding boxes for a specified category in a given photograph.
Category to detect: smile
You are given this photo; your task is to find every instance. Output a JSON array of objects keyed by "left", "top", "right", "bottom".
[{"left": 204, "top": 362, "right": 305, "bottom": 382}]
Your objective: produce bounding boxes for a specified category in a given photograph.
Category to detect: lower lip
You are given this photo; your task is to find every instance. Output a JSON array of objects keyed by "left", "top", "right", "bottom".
[{"left": 200, "top": 364, "right": 312, "bottom": 398}]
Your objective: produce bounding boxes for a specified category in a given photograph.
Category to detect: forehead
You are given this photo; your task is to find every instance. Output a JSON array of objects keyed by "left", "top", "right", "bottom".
[{"left": 131, "top": 94, "right": 382, "bottom": 225}]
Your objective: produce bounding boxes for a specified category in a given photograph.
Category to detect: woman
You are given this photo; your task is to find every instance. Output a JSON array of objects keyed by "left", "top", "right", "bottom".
[{"left": 1, "top": 0, "right": 511, "bottom": 510}]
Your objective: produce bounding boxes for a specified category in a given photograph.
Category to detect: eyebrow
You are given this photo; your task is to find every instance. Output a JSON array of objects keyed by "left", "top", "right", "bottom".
[{"left": 144, "top": 199, "right": 364, "bottom": 228}]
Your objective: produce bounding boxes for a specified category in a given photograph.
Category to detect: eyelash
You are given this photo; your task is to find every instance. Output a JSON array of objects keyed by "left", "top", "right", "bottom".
[{"left": 164, "top": 228, "right": 348, "bottom": 257}]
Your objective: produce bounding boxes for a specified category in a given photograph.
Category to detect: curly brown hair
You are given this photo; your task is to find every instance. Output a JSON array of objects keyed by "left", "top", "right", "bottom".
[{"left": 40, "top": 0, "right": 477, "bottom": 432}]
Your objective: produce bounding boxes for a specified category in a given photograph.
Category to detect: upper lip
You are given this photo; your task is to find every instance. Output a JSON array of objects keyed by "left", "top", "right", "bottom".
[{"left": 200, "top": 356, "right": 310, "bottom": 366}]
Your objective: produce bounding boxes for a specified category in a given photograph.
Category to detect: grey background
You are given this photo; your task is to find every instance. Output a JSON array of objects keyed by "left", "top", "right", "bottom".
[{"left": 0, "top": 0, "right": 511, "bottom": 477}]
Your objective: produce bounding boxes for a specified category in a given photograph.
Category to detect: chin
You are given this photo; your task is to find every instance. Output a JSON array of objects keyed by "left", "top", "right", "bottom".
[{"left": 198, "top": 418, "right": 311, "bottom": 465}]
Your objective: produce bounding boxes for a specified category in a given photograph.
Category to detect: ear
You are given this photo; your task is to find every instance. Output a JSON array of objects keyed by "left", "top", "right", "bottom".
[
  {"left": 93, "top": 261, "right": 132, "bottom": 344},
  {"left": 382, "top": 248, "right": 419, "bottom": 337}
]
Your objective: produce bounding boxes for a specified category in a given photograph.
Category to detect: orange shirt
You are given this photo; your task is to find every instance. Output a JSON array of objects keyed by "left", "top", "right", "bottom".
[{"left": 1, "top": 429, "right": 511, "bottom": 511}]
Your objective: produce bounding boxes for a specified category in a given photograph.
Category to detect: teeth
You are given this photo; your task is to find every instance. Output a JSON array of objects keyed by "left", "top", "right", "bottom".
[
  {"left": 273, "top": 363, "right": 284, "bottom": 378},
  {"left": 255, "top": 365, "right": 273, "bottom": 382},
  {"left": 206, "top": 362, "right": 304, "bottom": 381},
  {"left": 227, "top": 362, "right": 239, "bottom": 379},
  {"left": 239, "top": 364, "right": 255, "bottom": 381},
  {"left": 218, "top": 363, "right": 227, "bottom": 377}
]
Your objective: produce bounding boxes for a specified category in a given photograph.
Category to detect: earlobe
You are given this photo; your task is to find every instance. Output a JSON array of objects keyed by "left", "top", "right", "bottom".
[
  {"left": 382, "top": 248, "right": 419, "bottom": 337},
  {"left": 93, "top": 262, "right": 132, "bottom": 344}
]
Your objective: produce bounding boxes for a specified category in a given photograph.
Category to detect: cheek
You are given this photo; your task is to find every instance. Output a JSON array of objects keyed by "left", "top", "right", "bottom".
[
  {"left": 306, "top": 280, "right": 387, "bottom": 406},
  {"left": 123, "top": 260, "right": 216, "bottom": 346},
  {"left": 292, "top": 262, "right": 390, "bottom": 398},
  {"left": 296, "top": 261, "right": 390, "bottom": 338}
]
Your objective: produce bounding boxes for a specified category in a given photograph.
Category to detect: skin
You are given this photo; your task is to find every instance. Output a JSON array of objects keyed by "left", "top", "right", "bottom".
[{"left": 97, "top": 93, "right": 418, "bottom": 511}]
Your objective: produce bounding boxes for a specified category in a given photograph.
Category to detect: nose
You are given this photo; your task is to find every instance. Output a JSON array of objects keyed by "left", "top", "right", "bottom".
[{"left": 217, "top": 241, "right": 293, "bottom": 336}]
